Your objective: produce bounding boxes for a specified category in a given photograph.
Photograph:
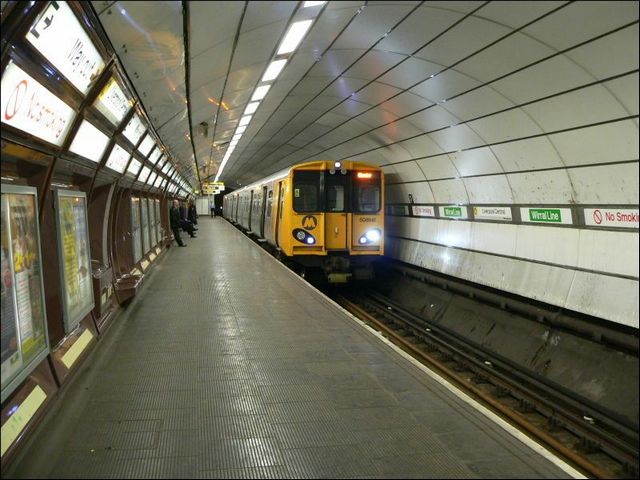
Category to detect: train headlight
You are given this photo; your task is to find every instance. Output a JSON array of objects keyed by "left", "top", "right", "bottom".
[
  {"left": 293, "top": 228, "right": 316, "bottom": 245},
  {"left": 359, "top": 228, "right": 381, "bottom": 244}
]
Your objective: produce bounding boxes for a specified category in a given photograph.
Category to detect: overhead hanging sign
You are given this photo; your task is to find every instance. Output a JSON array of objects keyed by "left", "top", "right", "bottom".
[
  {"left": 584, "top": 208, "right": 639, "bottom": 229},
  {"left": 1, "top": 62, "right": 76, "bottom": 146},
  {"left": 26, "top": 1, "right": 105, "bottom": 95}
]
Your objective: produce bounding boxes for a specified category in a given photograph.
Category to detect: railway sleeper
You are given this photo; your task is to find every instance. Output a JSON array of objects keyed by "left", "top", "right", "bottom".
[{"left": 576, "top": 436, "right": 602, "bottom": 454}]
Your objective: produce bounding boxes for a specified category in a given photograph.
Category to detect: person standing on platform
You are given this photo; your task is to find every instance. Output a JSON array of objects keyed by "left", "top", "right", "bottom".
[
  {"left": 210, "top": 198, "right": 215, "bottom": 218},
  {"left": 188, "top": 200, "right": 198, "bottom": 226},
  {"left": 170, "top": 199, "right": 186, "bottom": 247}
]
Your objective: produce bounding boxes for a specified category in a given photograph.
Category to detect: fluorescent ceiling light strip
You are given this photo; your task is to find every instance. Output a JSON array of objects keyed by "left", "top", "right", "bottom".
[
  {"left": 251, "top": 85, "right": 271, "bottom": 101},
  {"left": 261, "top": 59, "right": 287, "bottom": 82},
  {"left": 303, "top": 1, "right": 325, "bottom": 7},
  {"left": 239, "top": 115, "right": 252, "bottom": 126},
  {"left": 232, "top": 134, "right": 242, "bottom": 142},
  {"left": 236, "top": 125, "right": 247, "bottom": 134},
  {"left": 244, "top": 102, "right": 260, "bottom": 115},
  {"left": 277, "top": 19, "right": 312, "bottom": 55}
]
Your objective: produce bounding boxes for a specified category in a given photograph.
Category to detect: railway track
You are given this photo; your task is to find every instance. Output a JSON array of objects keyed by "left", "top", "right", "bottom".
[{"left": 330, "top": 288, "right": 639, "bottom": 479}]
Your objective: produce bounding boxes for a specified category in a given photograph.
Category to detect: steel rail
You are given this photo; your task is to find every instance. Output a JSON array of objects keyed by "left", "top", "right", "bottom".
[{"left": 335, "top": 293, "right": 637, "bottom": 479}]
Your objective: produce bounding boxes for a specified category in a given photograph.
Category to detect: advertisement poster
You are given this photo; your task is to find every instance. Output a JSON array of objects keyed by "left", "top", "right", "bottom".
[
  {"left": 155, "top": 200, "right": 161, "bottom": 244},
  {"left": 149, "top": 200, "right": 157, "bottom": 246},
  {"left": 56, "top": 192, "right": 94, "bottom": 332},
  {"left": 131, "top": 197, "right": 142, "bottom": 264},
  {"left": 141, "top": 198, "right": 150, "bottom": 254},
  {"left": 1, "top": 187, "right": 48, "bottom": 401}
]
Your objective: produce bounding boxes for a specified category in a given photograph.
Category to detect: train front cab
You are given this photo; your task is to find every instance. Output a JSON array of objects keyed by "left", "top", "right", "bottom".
[{"left": 277, "top": 161, "right": 384, "bottom": 282}]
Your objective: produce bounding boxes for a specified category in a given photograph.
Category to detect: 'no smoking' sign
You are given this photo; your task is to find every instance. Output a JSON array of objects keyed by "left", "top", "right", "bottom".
[{"left": 592, "top": 209, "right": 602, "bottom": 225}]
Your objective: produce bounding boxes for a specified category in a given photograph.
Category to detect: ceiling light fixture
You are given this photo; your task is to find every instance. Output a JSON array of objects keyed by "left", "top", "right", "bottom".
[
  {"left": 239, "top": 115, "right": 252, "bottom": 127},
  {"left": 261, "top": 59, "right": 287, "bottom": 82},
  {"left": 244, "top": 102, "right": 260, "bottom": 115},
  {"left": 251, "top": 85, "right": 271, "bottom": 101},
  {"left": 277, "top": 19, "right": 312, "bottom": 55}
]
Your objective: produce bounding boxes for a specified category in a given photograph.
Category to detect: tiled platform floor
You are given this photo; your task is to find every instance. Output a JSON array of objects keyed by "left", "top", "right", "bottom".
[{"left": 5, "top": 218, "right": 577, "bottom": 479}]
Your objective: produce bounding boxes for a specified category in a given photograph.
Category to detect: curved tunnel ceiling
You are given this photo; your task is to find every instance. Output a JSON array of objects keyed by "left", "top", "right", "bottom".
[
  {"left": 91, "top": 1, "right": 638, "bottom": 326},
  {"left": 91, "top": 0, "right": 638, "bottom": 193}
]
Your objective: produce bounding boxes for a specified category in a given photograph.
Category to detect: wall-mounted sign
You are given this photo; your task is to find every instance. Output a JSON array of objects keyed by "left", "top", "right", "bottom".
[
  {"left": 521, "top": 207, "right": 572, "bottom": 225},
  {"left": 439, "top": 205, "right": 468, "bottom": 219},
  {"left": 584, "top": 208, "right": 638, "bottom": 229},
  {"left": 26, "top": 1, "right": 105, "bottom": 95},
  {"left": 127, "top": 158, "right": 141, "bottom": 176},
  {"left": 138, "top": 133, "right": 155, "bottom": 157},
  {"left": 138, "top": 166, "right": 151, "bottom": 183},
  {"left": 122, "top": 113, "right": 145, "bottom": 145},
  {"left": 412, "top": 205, "right": 435, "bottom": 217},
  {"left": 148, "top": 147, "right": 162, "bottom": 165},
  {"left": 53, "top": 190, "right": 94, "bottom": 333},
  {"left": 1, "top": 62, "right": 76, "bottom": 147},
  {"left": 93, "top": 77, "right": 131, "bottom": 126},
  {"left": 1, "top": 186, "right": 50, "bottom": 403},
  {"left": 105, "top": 144, "right": 130, "bottom": 174},
  {"left": 473, "top": 206, "right": 512, "bottom": 221},
  {"left": 68, "top": 120, "right": 109, "bottom": 163}
]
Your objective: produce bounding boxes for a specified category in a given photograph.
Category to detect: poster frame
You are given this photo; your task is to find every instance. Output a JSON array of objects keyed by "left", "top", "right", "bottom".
[
  {"left": 1, "top": 184, "right": 51, "bottom": 403},
  {"left": 53, "top": 189, "right": 95, "bottom": 334}
]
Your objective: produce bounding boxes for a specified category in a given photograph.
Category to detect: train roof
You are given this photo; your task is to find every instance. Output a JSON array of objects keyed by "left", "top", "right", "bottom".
[{"left": 224, "top": 160, "right": 381, "bottom": 196}]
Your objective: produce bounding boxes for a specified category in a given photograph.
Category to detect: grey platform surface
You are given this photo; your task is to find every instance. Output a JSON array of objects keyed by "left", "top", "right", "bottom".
[{"left": 5, "top": 219, "right": 574, "bottom": 479}]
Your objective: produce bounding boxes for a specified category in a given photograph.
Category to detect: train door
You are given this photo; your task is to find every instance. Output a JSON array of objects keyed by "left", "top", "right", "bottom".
[
  {"left": 248, "top": 190, "right": 254, "bottom": 231},
  {"left": 264, "top": 186, "right": 274, "bottom": 243},
  {"left": 260, "top": 185, "right": 267, "bottom": 237},
  {"left": 325, "top": 171, "right": 348, "bottom": 250},
  {"left": 234, "top": 195, "right": 239, "bottom": 222},
  {"left": 275, "top": 181, "right": 285, "bottom": 247}
]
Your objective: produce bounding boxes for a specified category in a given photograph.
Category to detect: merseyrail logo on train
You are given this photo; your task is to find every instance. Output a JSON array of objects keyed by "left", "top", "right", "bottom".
[{"left": 302, "top": 215, "right": 317, "bottom": 230}]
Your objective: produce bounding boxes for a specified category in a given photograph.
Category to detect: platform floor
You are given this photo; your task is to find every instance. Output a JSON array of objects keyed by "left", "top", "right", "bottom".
[{"left": 5, "top": 218, "right": 577, "bottom": 479}]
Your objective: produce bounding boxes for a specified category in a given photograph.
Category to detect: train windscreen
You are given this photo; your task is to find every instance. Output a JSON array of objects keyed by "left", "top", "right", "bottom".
[{"left": 352, "top": 171, "right": 381, "bottom": 213}]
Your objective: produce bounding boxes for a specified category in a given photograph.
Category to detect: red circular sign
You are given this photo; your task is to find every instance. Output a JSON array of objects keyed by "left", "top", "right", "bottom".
[
  {"left": 592, "top": 209, "right": 602, "bottom": 225},
  {"left": 4, "top": 79, "right": 28, "bottom": 121}
]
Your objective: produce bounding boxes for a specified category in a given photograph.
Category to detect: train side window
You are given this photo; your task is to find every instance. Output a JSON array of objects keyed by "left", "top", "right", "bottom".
[
  {"left": 293, "top": 171, "right": 321, "bottom": 213},
  {"left": 266, "top": 190, "right": 273, "bottom": 217}
]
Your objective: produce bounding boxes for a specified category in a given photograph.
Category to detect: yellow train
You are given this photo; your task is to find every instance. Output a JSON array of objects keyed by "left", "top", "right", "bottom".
[{"left": 223, "top": 160, "right": 384, "bottom": 282}]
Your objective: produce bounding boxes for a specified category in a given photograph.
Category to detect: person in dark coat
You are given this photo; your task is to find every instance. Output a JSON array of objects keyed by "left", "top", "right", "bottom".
[
  {"left": 169, "top": 199, "right": 186, "bottom": 247},
  {"left": 188, "top": 200, "right": 198, "bottom": 226},
  {"left": 179, "top": 200, "right": 197, "bottom": 238}
]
